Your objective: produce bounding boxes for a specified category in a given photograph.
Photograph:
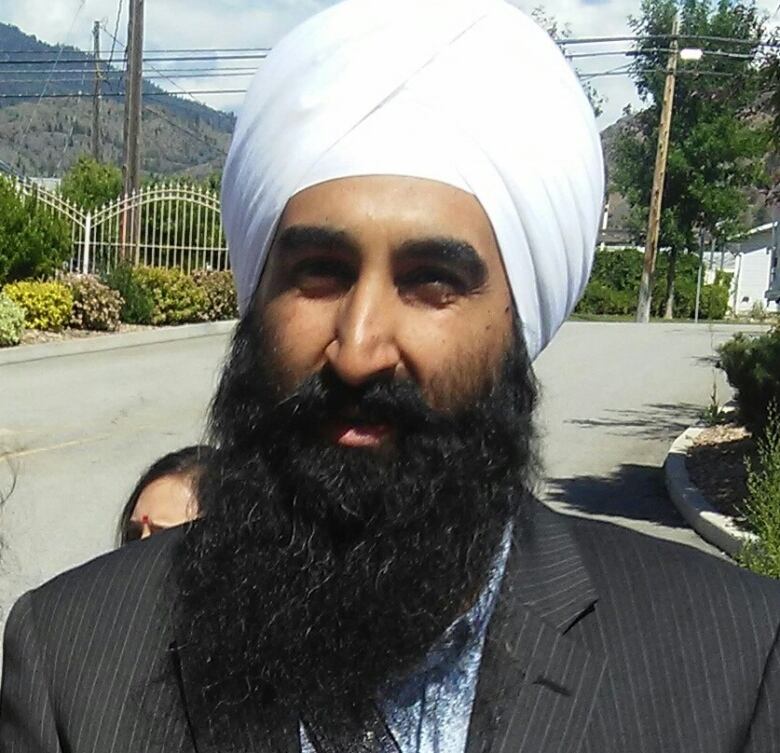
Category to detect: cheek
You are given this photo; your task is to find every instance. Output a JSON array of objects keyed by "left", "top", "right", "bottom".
[
  {"left": 400, "top": 303, "right": 512, "bottom": 408},
  {"left": 260, "top": 296, "right": 337, "bottom": 387}
]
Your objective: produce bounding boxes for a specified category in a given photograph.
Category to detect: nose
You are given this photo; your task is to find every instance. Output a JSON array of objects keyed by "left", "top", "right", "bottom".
[{"left": 324, "top": 278, "right": 401, "bottom": 387}]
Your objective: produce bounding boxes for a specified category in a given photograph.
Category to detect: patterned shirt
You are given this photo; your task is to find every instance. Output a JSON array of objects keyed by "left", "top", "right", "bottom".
[{"left": 301, "top": 528, "right": 511, "bottom": 753}]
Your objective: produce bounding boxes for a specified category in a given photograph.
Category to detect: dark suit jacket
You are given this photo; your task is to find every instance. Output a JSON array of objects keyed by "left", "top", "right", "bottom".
[{"left": 3, "top": 505, "right": 780, "bottom": 753}]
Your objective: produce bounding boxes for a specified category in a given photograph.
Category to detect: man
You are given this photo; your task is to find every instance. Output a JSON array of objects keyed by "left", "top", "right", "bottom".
[{"left": 2, "top": 1, "right": 780, "bottom": 752}]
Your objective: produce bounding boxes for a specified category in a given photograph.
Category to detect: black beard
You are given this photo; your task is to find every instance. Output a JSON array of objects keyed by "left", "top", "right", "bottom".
[{"left": 173, "top": 314, "right": 538, "bottom": 742}]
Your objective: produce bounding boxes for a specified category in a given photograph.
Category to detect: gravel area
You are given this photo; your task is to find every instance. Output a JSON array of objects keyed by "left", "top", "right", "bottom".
[{"left": 686, "top": 422, "right": 755, "bottom": 524}]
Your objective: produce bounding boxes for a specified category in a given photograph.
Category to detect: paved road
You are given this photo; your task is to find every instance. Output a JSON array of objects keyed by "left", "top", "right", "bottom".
[
  {"left": 534, "top": 322, "right": 757, "bottom": 552},
  {"left": 0, "top": 321, "right": 766, "bottom": 631}
]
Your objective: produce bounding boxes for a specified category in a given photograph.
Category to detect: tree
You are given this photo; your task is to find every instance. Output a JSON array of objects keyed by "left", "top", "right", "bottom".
[
  {"left": 59, "top": 156, "right": 123, "bottom": 211},
  {"left": 613, "top": 0, "right": 768, "bottom": 318}
]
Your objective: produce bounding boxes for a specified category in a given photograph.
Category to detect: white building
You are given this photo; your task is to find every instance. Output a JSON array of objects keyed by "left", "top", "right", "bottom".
[
  {"left": 723, "top": 222, "right": 779, "bottom": 315},
  {"left": 28, "top": 177, "right": 62, "bottom": 192}
]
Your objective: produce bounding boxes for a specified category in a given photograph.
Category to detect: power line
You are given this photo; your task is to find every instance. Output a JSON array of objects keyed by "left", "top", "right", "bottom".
[
  {"left": 0, "top": 62, "right": 758, "bottom": 97},
  {"left": 0, "top": 30, "right": 773, "bottom": 66},
  {"left": 105, "top": 0, "right": 124, "bottom": 72},
  {"left": 19, "top": 0, "right": 87, "bottom": 144},
  {"left": 557, "top": 33, "right": 771, "bottom": 47},
  {"left": 0, "top": 89, "right": 247, "bottom": 100},
  {"left": 0, "top": 46, "right": 271, "bottom": 55},
  {"left": 0, "top": 53, "right": 269, "bottom": 65},
  {"left": 143, "top": 102, "right": 229, "bottom": 157},
  {"left": 567, "top": 47, "right": 760, "bottom": 63},
  {"left": 0, "top": 72, "right": 254, "bottom": 84},
  {"left": 581, "top": 68, "right": 751, "bottom": 80},
  {"left": 0, "top": 43, "right": 765, "bottom": 68},
  {"left": 99, "top": 22, "right": 252, "bottom": 110},
  {"left": 0, "top": 65, "right": 257, "bottom": 75},
  {"left": 87, "top": 26, "right": 232, "bottom": 165}
]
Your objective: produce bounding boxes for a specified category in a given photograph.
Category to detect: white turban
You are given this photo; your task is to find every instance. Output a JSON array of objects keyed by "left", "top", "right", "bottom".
[{"left": 222, "top": 0, "right": 604, "bottom": 360}]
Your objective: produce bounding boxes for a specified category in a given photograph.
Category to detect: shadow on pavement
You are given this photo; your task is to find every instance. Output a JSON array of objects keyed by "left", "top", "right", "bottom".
[
  {"left": 565, "top": 402, "right": 702, "bottom": 440},
  {"left": 544, "top": 462, "right": 686, "bottom": 528}
]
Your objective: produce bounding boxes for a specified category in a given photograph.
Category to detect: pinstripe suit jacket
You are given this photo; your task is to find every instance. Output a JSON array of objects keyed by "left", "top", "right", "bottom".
[{"left": 3, "top": 504, "right": 780, "bottom": 753}]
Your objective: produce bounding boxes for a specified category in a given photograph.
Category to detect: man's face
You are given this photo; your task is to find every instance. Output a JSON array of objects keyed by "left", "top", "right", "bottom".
[
  {"left": 254, "top": 175, "right": 514, "bottom": 445},
  {"left": 175, "top": 176, "right": 537, "bottom": 730}
]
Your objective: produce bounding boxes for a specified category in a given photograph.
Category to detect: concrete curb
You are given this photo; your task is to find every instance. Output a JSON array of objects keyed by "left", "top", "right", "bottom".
[
  {"left": 664, "top": 426, "right": 757, "bottom": 558},
  {"left": 0, "top": 320, "right": 237, "bottom": 366}
]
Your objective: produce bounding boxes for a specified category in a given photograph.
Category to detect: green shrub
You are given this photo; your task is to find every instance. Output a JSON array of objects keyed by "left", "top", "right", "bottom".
[
  {"left": 576, "top": 279, "right": 635, "bottom": 316},
  {"left": 575, "top": 248, "right": 643, "bottom": 316},
  {"left": 0, "top": 179, "right": 73, "bottom": 286},
  {"left": 59, "top": 156, "right": 122, "bottom": 211},
  {"left": 191, "top": 269, "right": 238, "bottom": 321},
  {"left": 718, "top": 326, "right": 780, "bottom": 433},
  {"left": 591, "top": 246, "right": 644, "bottom": 291},
  {"left": 575, "top": 247, "right": 732, "bottom": 320},
  {"left": 104, "top": 263, "right": 154, "bottom": 324},
  {"left": 699, "top": 271, "right": 731, "bottom": 320},
  {"left": 3, "top": 280, "right": 73, "bottom": 331},
  {"left": 62, "top": 274, "right": 123, "bottom": 331},
  {"left": 132, "top": 266, "right": 208, "bottom": 325},
  {"left": 0, "top": 293, "right": 25, "bottom": 346},
  {"left": 738, "top": 405, "right": 780, "bottom": 579}
]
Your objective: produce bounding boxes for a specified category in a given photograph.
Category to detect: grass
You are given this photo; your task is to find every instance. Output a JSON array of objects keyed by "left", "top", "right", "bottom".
[{"left": 737, "top": 405, "right": 780, "bottom": 578}]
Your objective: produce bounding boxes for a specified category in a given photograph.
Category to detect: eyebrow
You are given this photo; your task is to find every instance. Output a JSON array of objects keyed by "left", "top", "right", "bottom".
[
  {"left": 275, "top": 225, "right": 489, "bottom": 287},
  {"left": 274, "top": 224, "right": 360, "bottom": 256},
  {"left": 396, "top": 237, "right": 488, "bottom": 287}
]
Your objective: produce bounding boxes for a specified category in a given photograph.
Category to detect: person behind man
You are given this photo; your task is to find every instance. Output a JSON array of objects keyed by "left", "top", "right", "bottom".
[
  {"left": 2, "top": 2, "right": 780, "bottom": 752},
  {"left": 117, "top": 445, "right": 211, "bottom": 545}
]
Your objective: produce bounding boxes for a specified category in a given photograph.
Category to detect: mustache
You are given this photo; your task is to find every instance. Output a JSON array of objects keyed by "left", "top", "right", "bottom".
[{"left": 265, "top": 368, "right": 448, "bottom": 437}]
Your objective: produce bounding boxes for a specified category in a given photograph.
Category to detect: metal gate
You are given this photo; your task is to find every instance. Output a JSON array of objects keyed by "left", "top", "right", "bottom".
[{"left": 14, "top": 179, "right": 229, "bottom": 275}]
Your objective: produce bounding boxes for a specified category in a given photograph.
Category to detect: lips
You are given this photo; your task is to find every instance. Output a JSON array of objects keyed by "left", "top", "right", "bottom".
[{"left": 327, "top": 421, "right": 393, "bottom": 448}]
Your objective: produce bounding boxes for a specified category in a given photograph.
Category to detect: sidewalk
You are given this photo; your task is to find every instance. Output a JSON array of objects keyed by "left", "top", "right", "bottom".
[{"left": 0, "top": 320, "right": 237, "bottom": 366}]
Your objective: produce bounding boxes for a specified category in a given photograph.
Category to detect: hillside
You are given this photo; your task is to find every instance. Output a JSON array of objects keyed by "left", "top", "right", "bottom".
[{"left": 0, "top": 22, "right": 235, "bottom": 178}]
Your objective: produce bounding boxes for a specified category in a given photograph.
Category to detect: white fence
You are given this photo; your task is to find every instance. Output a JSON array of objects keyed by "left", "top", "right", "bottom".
[{"left": 15, "top": 179, "right": 229, "bottom": 275}]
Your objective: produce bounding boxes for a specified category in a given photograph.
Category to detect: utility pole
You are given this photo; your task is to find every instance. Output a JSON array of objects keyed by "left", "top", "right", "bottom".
[
  {"left": 121, "top": 0, "right": 144, "bottom": 259},
  {"left": 122, "top": 0, "right": 144, "bottom": 198},
  {"left": 694, "top": 228, "right": 705, "bottom": 323},
  {"left": 91, "top": 21, "right": 101, "bottom": 162},
  {"left": 636, "top": 11, "right": 680, "bottom": 323}
]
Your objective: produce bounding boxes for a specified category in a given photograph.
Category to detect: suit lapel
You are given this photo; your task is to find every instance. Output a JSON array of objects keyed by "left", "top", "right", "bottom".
[{"left": 466, "top": 506, "right": 607, "bottom": 753}]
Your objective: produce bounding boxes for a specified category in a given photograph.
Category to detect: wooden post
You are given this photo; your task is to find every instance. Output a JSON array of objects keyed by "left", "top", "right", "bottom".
[
  {"left": 122, "top": 0, "right": 144, "bottom": 259},
  {"left": 91, "top": 21, "right": 101, "bottom": 162},
  {"left": 122, "top": 0, "right": 144, "bottom": 196},
  {"left": 636, "top": 11, "right": 680, "bottom": 323}
]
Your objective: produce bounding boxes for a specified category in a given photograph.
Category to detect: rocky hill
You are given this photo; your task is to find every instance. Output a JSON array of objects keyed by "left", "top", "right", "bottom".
[{"left": 0, "top": 22, "right": 234, "bottom": 178}]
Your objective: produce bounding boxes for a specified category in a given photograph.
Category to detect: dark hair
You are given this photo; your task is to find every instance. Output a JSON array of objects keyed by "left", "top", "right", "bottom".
[{"left": 117, "top": 445, "right": 214, "bottom": 546}]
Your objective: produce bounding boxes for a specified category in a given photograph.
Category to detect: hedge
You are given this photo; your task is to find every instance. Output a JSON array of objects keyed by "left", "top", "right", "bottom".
[
  {"left": 0, "top": 265, "right": 238, "bottom": 338},
  {"left": 575, "top": 247, "right": 731, "bottom": 319},
  {"left": 103, "top": 264, "right": 238, "bottom": 325}
]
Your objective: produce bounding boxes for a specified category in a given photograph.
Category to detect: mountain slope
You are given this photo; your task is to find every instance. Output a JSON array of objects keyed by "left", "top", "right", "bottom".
[{"left": 0, "top": 22, "right": 235, "bottom": 178}]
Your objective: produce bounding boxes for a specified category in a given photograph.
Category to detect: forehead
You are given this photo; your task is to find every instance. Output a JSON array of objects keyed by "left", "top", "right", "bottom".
[
  {"left": 133, "top": 474, "right": 193, "bottom": 516},
  {"left": 275, "top": 176, "right": 502, "bottom": 263}
]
